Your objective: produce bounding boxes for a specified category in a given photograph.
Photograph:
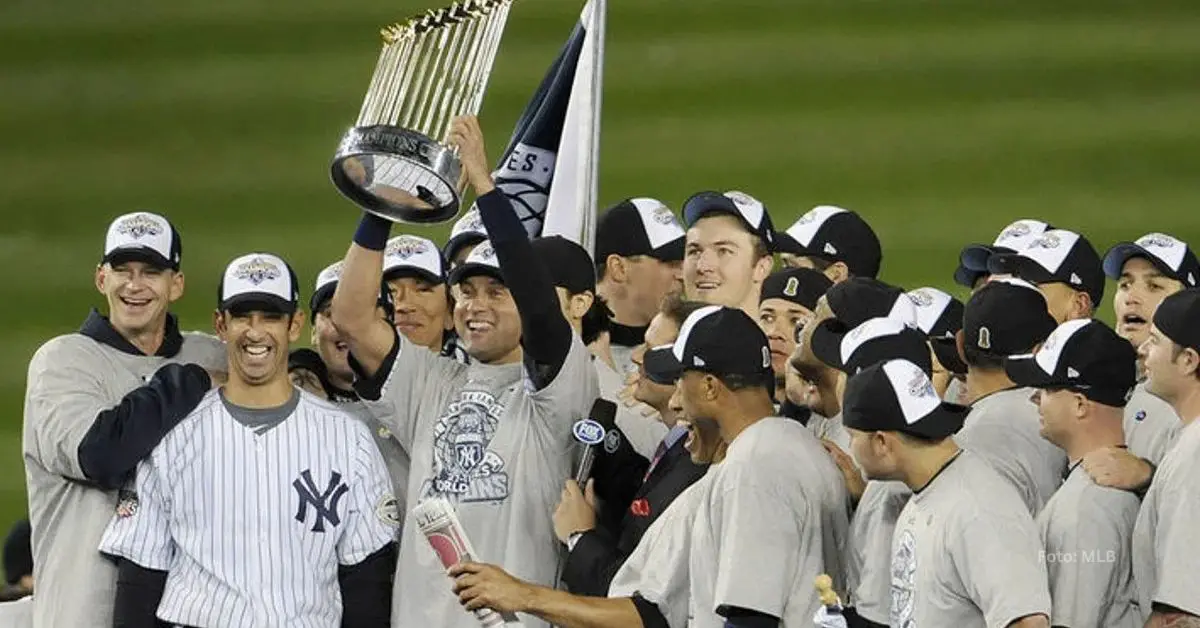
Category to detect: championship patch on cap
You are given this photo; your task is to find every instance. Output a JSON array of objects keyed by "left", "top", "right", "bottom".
[
  {"left": 384, "top": 234, "right": 444, "bottom": 283},
  {"left": 219, "top": 252, "right": 300, "bottom": 313},
  {"left": 103, "top": 211, "right": 182, "bottom": 270}
]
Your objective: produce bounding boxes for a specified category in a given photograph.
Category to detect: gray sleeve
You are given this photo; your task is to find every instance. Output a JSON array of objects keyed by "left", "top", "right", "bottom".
[
  {"left": 1043, "top": 495, "right": 1134, "bottom": 627},
  {"left": 526, "top": 335, "right": 600, "bottom": 441},
  {"left": 609, "top": 497, "right": 694, "bottom": 628},
  {"left": 1149, "top": 463, "right": 1200, "bottom": 615},
  {"left": 361, "top": 333, "right": 461, "bottom": 451},
  {"left": 951, "top": 512, "right": 1051, "bottom": 626},
  {"left": 711, "top": 472, "right": 802, "bottom": 618},
  {"left": 23, "top": 339, "right": 111, "bottom": 481}
]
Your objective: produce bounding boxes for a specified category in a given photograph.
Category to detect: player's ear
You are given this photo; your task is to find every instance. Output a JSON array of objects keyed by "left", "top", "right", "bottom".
[
  {"left": 569, "top": 291, "right": 593, "bottom": 320},
  {"left": 167, "top": 270, "right": 185, "bottom": 303},
  {"left": 213, "top": 309, "right": 227, "bottom": 339},
  {"left": 752, "top": 252, "right": 773, "bottom": 284},
  {"left": 94, "top": 264, "right": 107, "bottom": 295},
  {"left": 288, "top": 310, "right": 307, "bottom": 343},
  {"left": 605, "top": 255, "right": 626, "bottom": 283},
  {"left": 826, "top": 262, "right": 851, "bottom": 284}
]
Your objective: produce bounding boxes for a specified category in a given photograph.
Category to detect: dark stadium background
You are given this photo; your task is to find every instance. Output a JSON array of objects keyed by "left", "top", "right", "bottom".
[{"left": 2, "top": 0, "right": 1197, "bottom": 523}]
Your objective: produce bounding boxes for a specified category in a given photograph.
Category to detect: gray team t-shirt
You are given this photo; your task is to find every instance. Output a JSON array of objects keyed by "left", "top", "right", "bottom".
[
  {"left": 1123, "top": 383, "right": 1180, "bottom": 465},
  {"left": 890, "top": 450, "right": 1051, "bottom": 627},
  {"left": 954, "top": 387, "right": 1067, "bottom": 515},
  {"left": 608, "top": 472, "right": 712, "bottom": 628},
  {"left": 1037, "top": 461, "right": 1143, "bottom": 628},
  {"left": 23, "top": 330, "right": 225, "bottom": 628},
  {"left": 1132, "top": 418, "right": 1200, "bottom": 616},
  {"left": 847, "top": 480, "right": 911, "bottom": 624},
  {"left": 688, "top": 417, "right": 850, "bottom": 627},
  {"left": 808, "top": 411, "right": 851, "bottom": 452},
  {"left": 360, "top": 333, "right": 598, "bottom": 628}
]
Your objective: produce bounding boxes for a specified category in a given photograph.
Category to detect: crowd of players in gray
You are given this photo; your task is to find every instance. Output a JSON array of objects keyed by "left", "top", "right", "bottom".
[{"left": 16, "top": 116, "right": 1200, "bottom": 628}]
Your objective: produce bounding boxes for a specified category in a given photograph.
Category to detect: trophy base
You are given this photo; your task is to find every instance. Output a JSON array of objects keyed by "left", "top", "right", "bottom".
[{"left": 331, "top": 125, "right": 463, "bottom": 224}]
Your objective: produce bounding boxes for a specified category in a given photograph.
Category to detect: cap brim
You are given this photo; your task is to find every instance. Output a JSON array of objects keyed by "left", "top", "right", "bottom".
[
  {"left": 221, "top": 293, "right": 296, "bottom": 315},
  {"left": 1004, "top": 354, "right": 1065, "bottom": 389},
  {"left": 953, "top": 264, "right": 984, "bottom": 289},
  {"left": 643, "top": 347, "right": 683, "bottom": 385},
  {"left": 930, "top": 336, "right": 967, "bottom": 376},
  {"left": 309, "top": 283, "right": 337, "bottom": 313},
  {"left": 905, "top": 402, "right": 971, "bottom": 439},
  {"left": 772, "top": 231, "right": 805, "bottom": 256},
  {"left": 1102, "top": 242, "right": 1178, "bottom": 281},
  {"left": 809, "top": 319, "right": 850, "bottom": 371},
  {"left": 988, "top": 253, "right": 1055, "bottom": 284},
  {"left": 443, "top": 232, "right": 487, "bottom": 262},
  {"left": 103, "top": 247, "right": 174, "bottom": 270},
  {"left": 383, "top": 266, "right": 444, "bottom": 286},
  {"left": 647, "top": 237, "right": 685, "bottom": 263},
  {"left": 447, "top": 262, "right": 504, "bottom": 286},
  {"left": 959, "top": 244, "right": 1005, "bottom": 273}
]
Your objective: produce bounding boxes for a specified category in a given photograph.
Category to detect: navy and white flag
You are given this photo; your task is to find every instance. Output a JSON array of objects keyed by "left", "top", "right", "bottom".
[{"left": 492, "top": 0, "right": 605, "bottom": 253}]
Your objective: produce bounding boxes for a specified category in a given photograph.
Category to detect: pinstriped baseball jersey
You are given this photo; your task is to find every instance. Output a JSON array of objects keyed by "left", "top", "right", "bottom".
[{"left": 99, "top": 389, "right": 396, "bottom": 628}]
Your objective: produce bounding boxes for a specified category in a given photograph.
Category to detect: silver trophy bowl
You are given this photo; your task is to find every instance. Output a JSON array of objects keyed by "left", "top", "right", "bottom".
[{"left": 331, "top": 125, "right": 463, "bottom": 224}]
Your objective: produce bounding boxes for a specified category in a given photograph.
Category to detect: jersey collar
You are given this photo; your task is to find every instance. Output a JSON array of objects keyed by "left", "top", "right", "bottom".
[{"left": 79, "top": 308, "right": 184, "bottom": 358}]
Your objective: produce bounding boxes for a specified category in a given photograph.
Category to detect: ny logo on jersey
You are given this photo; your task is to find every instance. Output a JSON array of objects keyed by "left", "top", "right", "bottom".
[{"left": 293, "top": 469, "right": 350, "bottom": 533}]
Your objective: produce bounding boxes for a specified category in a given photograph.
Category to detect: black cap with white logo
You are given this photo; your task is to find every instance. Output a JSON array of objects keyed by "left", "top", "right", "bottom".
[
  {"left": 682, "top": 190, "right": 777, "bottom": 252},
  {"left": 842, "top": 359, "right": 969, "bottom": 439},
  {"left": 309, "top": 260, "right": 393, "bottom": 317},
  {"left": 102, "top": 212, "right": 183, "bottom": 271},
  {"left": 218, "top": 253, "right": 300, "bottom": 314},
  {"left": 446, "top": 239, "right": 503, "bottom": 285},
  {"left": 907, "top": 287, "right": 964, "bottom": 340},
  {"left": 442, "top": 205, "right": 489, "bottom": 263},
  {"left": 825, "top": 277, "right": 918, "bottom": 330},
  {"left": 988, "top": 229, "right": 1104, "bottom": 306},
  {"left": 643, "top": 305, "right": 773, "bottom": 386},
  {"left": 953, "top": 219, "right": 1052, "bottom": 288},
  {"left": 596, "top": 198, "right": 686, "bottom": 264},
  {"left": 811, "top": 316, "right": 933, "bottom": 375},
  {"left": 775, "top": 205, "right": 882, "bottom": 278},
  {"left": 961, "top": 277, "right": 1057, "bottom": 359},
  {"left": 1103, "top": 232, "right": 1200, "bottom": 289},
  {"left": 1005, "top": 319, "right": 1137, "bottom": 407},
  {"left": 760, "top": 267, "right": 832, "bottom": 311},
  {"left": 1152, "top": 288, "right": 1200, "bottom": 353}
]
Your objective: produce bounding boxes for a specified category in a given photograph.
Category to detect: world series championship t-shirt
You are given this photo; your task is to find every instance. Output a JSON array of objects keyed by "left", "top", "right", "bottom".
[{"left": 358, "top": 332, "right": 598, "bottom": 628}]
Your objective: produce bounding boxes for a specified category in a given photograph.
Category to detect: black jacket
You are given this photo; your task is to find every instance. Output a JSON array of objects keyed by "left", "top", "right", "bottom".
[{"left": 561, "top": 427, "right": 708, "bottom": 597}]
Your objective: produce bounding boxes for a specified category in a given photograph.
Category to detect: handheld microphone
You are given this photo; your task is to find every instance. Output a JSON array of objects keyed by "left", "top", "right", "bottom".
[{"left": 572, "top": 399, "right": 616, "bottom": 485}]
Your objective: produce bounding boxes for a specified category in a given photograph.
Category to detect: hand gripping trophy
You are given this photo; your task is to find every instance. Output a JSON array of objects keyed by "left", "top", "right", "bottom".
[{"left": 331, "top": 0, "right": 514, "bottom": 223}]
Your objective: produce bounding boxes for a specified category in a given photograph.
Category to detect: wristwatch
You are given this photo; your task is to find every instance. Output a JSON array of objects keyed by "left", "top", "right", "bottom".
[{"left": 567, "top": 531, "right": 586, "bottom": 552}]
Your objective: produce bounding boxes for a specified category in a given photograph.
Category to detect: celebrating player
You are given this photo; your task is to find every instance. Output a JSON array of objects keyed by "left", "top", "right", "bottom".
[
  {"left": 774, "top": 205, "right": 882, "bottom": 281},
  {"left": 382, "top": 233, "right": 468, "bottom": 363},
  {"left": 952, "top": 218, "right": 1052, "bottom": 291},
  {"left": 593, "top": 198, "right": 686, "bottom": 376},
  {"left": 99, "top": 252, "right": 397, "bottom": 627},
  {"left": 23, "top": 212, "right": 225, "bottom": 628},
  {"left": 1131, "top": 288, "right": 1200, "bottom": 624},
  {"left": 1004, "top": 319, "right": 1142, "bottom": 628},
  {"left": 680, "top": 190, "right": 776, "bottom": 316},
  {"left": 757, "top": 267, "right": 832, "bottom": 406},
  {"left": 987, "top": 227, "right": 1104, "bottom": 323},
  {"left": 844, "top": 358, "right": 1051, "bottom": 627},
  {"left": 329, "top": 114, "right": 598, "bottom": 628}
]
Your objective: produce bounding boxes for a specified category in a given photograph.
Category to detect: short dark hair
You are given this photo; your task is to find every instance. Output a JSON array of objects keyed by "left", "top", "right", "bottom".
[
  {"left": 751, "top": 234, "right": 771, "bottom": 261},
  {"left": 715, "top": 371, "right": 774, "bottom": 393},
  {"left": 962, "top": 343, "right": 1007, "bottom": 371},
  {"left": 659, "top": 293, "right": 709, "bottom": 329}
]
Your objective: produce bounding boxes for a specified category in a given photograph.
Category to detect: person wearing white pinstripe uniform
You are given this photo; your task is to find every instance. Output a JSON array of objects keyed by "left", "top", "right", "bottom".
[{"left": 99, "top": 253, "right": 398, "bottom": 628}]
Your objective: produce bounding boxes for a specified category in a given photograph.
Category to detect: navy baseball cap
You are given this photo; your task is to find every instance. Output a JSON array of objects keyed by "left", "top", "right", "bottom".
[
  {"left": 1103, "top": 232, "right": 1200, "bottom": 289},
  {"left": 760, "top": 267, "right": 832, "bottom": 311},
  {"left": 442, "top": 205, "right": 488, "bottom": 263},
  {"left": 643, "top": 305, "right": 773, "bottom": 387},
  {"left": 1005, "top": 319, "right": 1137, "bottom": 407},
  {"left": 102, "top": 211, "right": 183, "bottom": 271},
  {"left": 775, "top": 205, "right": 882, "bottom": 278},
  {"left": 842, "top": 359, "right": 969, "bottom": 439},
  {"left": 825, "top": 277, "right": 918, "bottom": 329},
  {"left": 682, "top": 190, "right": 777, "bottom": 252},
  {"left": 1152, "top": 288, "right": 1200, "bottom": 353},
  {"left": 954, "top": 219, "right": 1052, "bottom": 288},
  {"left": 531, "top": 236, "right": 596, "bottom": 295},
  {"left": 811, "top": 316, "right": 933, "bottom": 375},
  {"left": 988, "top": 229, "right": 1104, "bottom": 306},
  {"left": 218, "top": 253, "right": 299, "bottom": 314},
  {"left": 447, "top": 240, "right": 503, "bottom": 285},
  {"left": 596, "top": 198, "right": 686, "bottom": 264}
]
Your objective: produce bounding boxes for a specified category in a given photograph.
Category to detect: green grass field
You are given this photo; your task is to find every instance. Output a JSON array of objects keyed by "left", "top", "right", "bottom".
[{"left": 2, "top": 0, "right": 1198, "bottom": 526}]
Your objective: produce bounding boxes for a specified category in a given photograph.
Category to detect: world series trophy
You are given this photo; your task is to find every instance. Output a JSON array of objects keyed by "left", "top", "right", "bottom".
[{"left": 331, "top": 0, "right": 514, "bottom": 223}]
